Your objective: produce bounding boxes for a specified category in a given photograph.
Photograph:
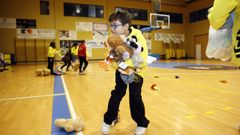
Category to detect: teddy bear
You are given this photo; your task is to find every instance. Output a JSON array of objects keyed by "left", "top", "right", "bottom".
[
  {"left": 104, "top": 34, "right": 144, "bottom": 84},
  {"left": 54, "top": 117, "right": 84, "bottom": 132},
  {"left": 72, "top": 61, "right": 80, "bottom": 71},
  {"left": 35, "top": 68, "right": 50, "bottom": 76},
  {"left": 105, "top": 34, "right": 134, "bottom": 63},
  {"left": 105, "top": 34, "right": 143, "bottom": 74}
]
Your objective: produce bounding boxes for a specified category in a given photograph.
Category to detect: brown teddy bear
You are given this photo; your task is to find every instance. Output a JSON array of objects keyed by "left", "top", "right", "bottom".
[
  {"left": 72, "top": 61, "right": 80, "bottom": 71},
  {"left": 105, "top": 34, "right": 146, "bottom": 84},
  {"left": 54, "top": 117, "right": 84, "bottom": 132},
  {"left": 105, "top": 34, "right": 143, "bottom": 74},
  {"left": 105, "top": 34, "right": 134, "bottom": 63},
  {"left": 35, "top": 68, "right": 50, "bottom": 76}
]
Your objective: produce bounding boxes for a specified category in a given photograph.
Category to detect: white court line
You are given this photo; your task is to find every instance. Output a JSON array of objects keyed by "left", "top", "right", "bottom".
[
  {"left": 0, "top": 93, "right": 65, "bottom": 102},
  {"left": 61, "top": 76, "right": 83, "bottom": 135}
]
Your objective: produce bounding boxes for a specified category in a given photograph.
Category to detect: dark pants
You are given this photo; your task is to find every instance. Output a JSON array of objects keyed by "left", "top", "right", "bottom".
[
  {"left": 104, "top": 70, "right": 149, "bottom": 127},
  {"left": 79, "top": 56, "right": 88, "bottom": 72},
  {"left": 61, "top": 60, "right": 71, "bottom": 70},
  {"left": 47, "top": 57, "right": 54, "bottom": 74}
]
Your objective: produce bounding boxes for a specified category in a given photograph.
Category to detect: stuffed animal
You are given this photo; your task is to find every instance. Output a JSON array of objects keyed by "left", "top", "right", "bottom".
[
  {"left": 54, "top": 117, "right": 84, "bottom": 132},
  {"left": 35, "top": 68, "right": 50, "bottom": 76},
  {"left": 72, "top": 61, "right": 80, "bottom": 71},
  {"left": 105, "top": 34, "right": 143, "bottom": 74},
  {"left": 106, "top": 34, "right": 134, "bottom": 63}
]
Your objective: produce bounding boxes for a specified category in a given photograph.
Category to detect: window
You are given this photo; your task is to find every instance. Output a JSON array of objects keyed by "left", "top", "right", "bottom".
[
  {"left": 115, "top": 7, "right": 148, "bottom": 21},
  {"left": 16, "top": 19, "right": 37, "bottom": 28},
  {"left": 64, "top": 3, "right": 104, "bottom": 18},
  {"left": 158, "top": 12, "right": 183, "bottom": 24},
  {"left": 189, "top": 7, "right": 210, "bottom": 23},
  {"left": 40, "top": 0, "right": 49, "bottom": 15}
]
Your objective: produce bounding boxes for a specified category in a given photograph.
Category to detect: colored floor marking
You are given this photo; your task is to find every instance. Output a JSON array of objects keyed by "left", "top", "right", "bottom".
[
  {"left": 205, "top": 111, "right": 215, "bottom": 115},
  {"left": 149, "top": 62, "right": 195, "bottom": 69},
  {"left": 223, "top": 107, "right": 233, "bottom": 111},
  {"left": 51, "top": 76, "right": 75, "bottom": 135},
  {"left": 186, "top": 115, "right": 196, "bottom": 119},
  {"left": 148, "top": 61, "right": 238, "bottom": 70},
  {"left": 185, "top": 107, "right": 235, "bottom": 120}
]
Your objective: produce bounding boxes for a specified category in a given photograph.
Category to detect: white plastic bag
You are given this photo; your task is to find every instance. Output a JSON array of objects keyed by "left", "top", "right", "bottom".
[
  {"left": 206, "top": 26, "right": 232, "bottom": 61},
  {"left": 147, "top": 55, "right": 157, "bottom": 64}
]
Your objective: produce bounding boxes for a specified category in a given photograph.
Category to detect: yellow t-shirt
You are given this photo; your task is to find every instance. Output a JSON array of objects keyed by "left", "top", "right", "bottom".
[
  {"left": 71, "top": 46, "right": 79, "bottom": 56},
  {"left": 47, "top": 47, "right": 57, "bottom": 58},
  {"left": 111, "top": 27, "right": 148, "bottom": 78},
  {"left": 208, "top": 0, "right": 240, "bottom": 66}
]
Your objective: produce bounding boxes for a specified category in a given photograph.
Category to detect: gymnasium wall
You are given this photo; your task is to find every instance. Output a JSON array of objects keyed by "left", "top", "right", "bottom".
[
  {"left": 185, "top": 0, "right": 214, "bottom": 58},
  {"left": 0, "top": 0, "right": 213, "bottom": 62}
]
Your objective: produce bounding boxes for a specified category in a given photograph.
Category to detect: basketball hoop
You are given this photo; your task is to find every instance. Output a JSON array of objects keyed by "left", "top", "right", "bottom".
[
  {"left": 141, "top": 13, "right": 170, "bottom": 32},
  {"left": 150, "top": 13, "right": 170, "bottom": 29}
]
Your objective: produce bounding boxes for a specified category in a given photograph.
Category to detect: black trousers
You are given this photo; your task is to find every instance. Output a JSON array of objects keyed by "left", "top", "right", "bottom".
[
  {"left": 61, "top": 60, "right": 71, "bottom": 70},
  {"left": 104, "top": 70, "right": 149, "bottom": 127},
  {"left": 79, "top": 56, "right": 88, "bottom": 72},
  {"left": 47, "top": 57, "right": 54, "bottom": 74}
]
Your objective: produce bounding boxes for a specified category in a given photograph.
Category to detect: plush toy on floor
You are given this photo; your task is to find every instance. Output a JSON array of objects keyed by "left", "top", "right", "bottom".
[
  {"left": 35, "top": 68, "right": 50, "bottom": 76},
  {"left": 72, "top": 61, "right": 80, "bottom": 71},
  {"left": 54, "top": 117, "right": 84, "bottom": 132}
]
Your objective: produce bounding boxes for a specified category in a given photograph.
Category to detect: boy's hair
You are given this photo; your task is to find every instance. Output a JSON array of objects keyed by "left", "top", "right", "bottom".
[
  {"left": 50, "top": 42, "right": 56, "bottom": 48},
  {"left": 109, "top": 10, "right": 131, "bottom": 26}
]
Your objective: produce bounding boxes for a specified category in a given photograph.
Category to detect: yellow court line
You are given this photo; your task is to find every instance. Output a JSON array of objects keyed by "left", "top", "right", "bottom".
[
  {"left": 205, "top": 111, "right": 215, "bottom": 115},
  {"left": 223, "top": 107, "right": 233, "bottom": 111},
  {"left": 186, "top": 115, "right": 196, "bottom": 119}
]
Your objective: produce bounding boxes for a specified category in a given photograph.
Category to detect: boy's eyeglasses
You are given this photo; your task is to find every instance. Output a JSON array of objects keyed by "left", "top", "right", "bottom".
[{"left": 109, "top": 24, "right": 122, "bottom": 29}]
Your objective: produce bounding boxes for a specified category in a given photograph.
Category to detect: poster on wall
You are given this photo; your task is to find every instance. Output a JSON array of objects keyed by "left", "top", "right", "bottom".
[
  {"left": 155, "top": 33, "right": 162, "bottom": 41},
  {"left": 179, "top": 34, "right": 185, "bottom": 42},
  {"left": 76, "top": 22, "right": 93, "bottom": 31},
  {"left": 59, "top": 30, "right": 76, "bottom": 40},
  {"left": 86, "top": 46, "right": 92, "bottom": 57},
  {"left": 17, "top": 28, "right": 55, "bottom": 39},
  {"left": 86, "top": 40, "right": 104, "bottom": 48},
  {"left": 93, "top": 31, "right": 108, "bottom": 43},
  {"left": 17, "top": 28, "right": 38, "bottom": 39},
  {"left": 155, "top": 33, "right": 185, "bottom": 44},
  {"left": 37, "top": 29, "right": 55, "bottom": 39},
  {"left": 0, "top": 18, "right": 16, "bottom": 29},
  {"left": 93, "top": 23, "right": 108, "bottom": 31}
]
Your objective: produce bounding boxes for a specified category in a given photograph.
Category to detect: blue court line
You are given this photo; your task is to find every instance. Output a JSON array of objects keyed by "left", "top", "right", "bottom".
[
  {"left": 148, "top": 61, "right": 190, "bottom": 69},
  {"left": 51, "top": 76, "right": 75, "bottom": 135},
  {"left": 148, "top": 62, "right": 224, "bottom": 69}
]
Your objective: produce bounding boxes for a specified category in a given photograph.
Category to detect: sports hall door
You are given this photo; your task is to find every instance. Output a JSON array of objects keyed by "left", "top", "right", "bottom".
[{"left": 194, "top": 34, "right": 208, "bottom": 59}]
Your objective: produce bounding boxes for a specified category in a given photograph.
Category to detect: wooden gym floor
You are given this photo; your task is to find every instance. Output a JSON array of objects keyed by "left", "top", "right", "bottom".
[{"left": 0, "top": 60, "right": 239, "bottom": 135}]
